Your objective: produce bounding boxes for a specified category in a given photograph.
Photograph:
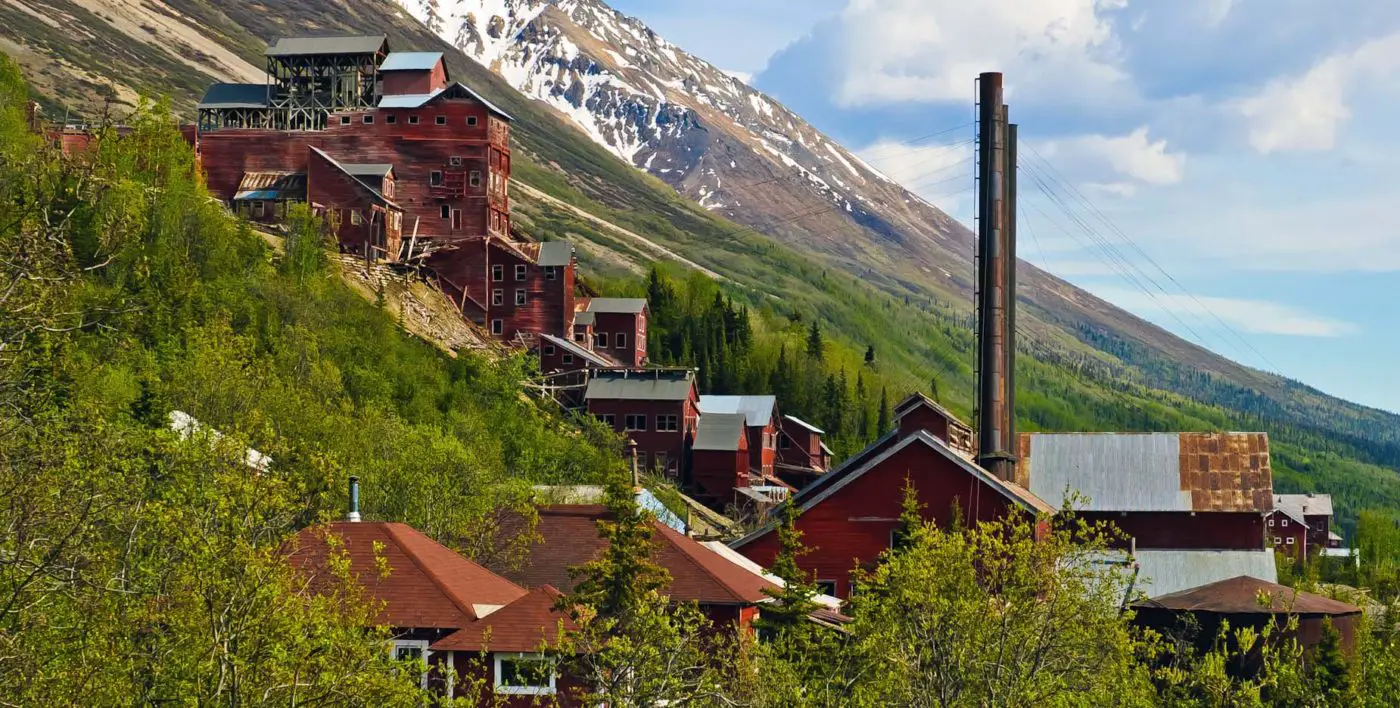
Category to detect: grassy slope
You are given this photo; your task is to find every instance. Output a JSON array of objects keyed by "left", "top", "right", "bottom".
[{"left": 10, "top": 0, "right": 1399, "bottom": 532}]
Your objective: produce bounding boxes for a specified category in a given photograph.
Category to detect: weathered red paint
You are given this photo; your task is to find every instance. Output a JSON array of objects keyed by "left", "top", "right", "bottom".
[
  {"left": 448, "top": 652, "right": 584, "bottom": 706},
  {"left": 381, "top": 62, "right": 449, "bottom": 96},
  {"left": 1077, "top": 511, "right": 1266, "bottom": 551},
  {"left": 777, "top": 417, "right": 829, "bottom": 487},
  {"left": 586, "top": 393, "right": 700, "bottom": 479},
  {"left": 1265, "top": 512, "right": 1310, "bottom": 561},
  {"left": 693, "top": 430, "right": 750, "bottom": 506},
  {"left": 736, "top": 441, "right": 1031, "bottom": 598},
  {"left": 591, "top": 310, "right": 647, "bottom": 367}
]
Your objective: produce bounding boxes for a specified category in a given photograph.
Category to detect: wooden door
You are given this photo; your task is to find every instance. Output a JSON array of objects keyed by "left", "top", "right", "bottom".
[{"left": 451, "top": 209, "right": 461, "bottom": 231}]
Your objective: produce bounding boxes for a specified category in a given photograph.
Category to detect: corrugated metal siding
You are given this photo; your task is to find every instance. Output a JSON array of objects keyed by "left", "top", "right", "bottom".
[
  {"left": 1130, "top": 549, "right": 1278, "bottom": 598},
  {"left": 1027, "top": 434, "right": 1191, "bottom": 511}
]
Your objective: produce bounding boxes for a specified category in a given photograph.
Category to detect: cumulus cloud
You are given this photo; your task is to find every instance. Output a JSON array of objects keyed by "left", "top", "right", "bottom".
[
  {"left": 856, "top": 138, "right": 976, "bottom": 208},
  {"left": 1088, "top": 287, "right": 1359, "bottom": 337},
  {"left": 1237, "top": 31, "right": 1400, "bottom": 153},
  {"left": 834, "top": 0, "right": 1130, "bottom": 107},
  {"left": 1036, "top": 126, "right": 1186, "bottom": 196}
]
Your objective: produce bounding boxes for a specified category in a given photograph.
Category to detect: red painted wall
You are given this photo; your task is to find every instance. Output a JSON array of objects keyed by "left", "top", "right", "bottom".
[
  {"left": 898, "top": 406, "right": 952, "bottom": 443},
  {"left": 1080, "top": 511, "right": 1265, "bottom": 551},
  {"left": 381, "top": 63, "right": 449, "bottom": 95},
  {"left": 482, "top": 244, "right": 573, "bottom": 341},
  {"left": 1266, "top": 512, "right": 1310, "bottom": 561},
  {"left": 592, "top": 311, "right": 647, "bottom": 367},
  {"left": 587, "top": 397, "right": 699, "bottom": 479},
  {"left": 735, "top": 442, "right": 1025, "bottom": 598},
  {"left": 746, "top": 419, "right": 779, "bottom": 476},
  {"left": 449, "top": 652, "right": 584, "bottom": 707},
  {"left": 693, "top": 433, "right": 749, "bottom": 506}
]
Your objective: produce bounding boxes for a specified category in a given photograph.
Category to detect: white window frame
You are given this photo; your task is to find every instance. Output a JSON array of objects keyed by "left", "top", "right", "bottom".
[
  {"left": 655, "top": 452, "right": 667, "bottom": 472},
  {"left": 492, "top": 264, "right": 504, "bottom": 282},
  {"left": 491, "top": 319, "right": 503, "bottom": 335},
  {"left": 1281, "top": 519, "right": 1289, "bottom": 527},
  {"left": 1269, "top": 518, "right": 1275, "bottom": 527},
  {"left": 385, "top": 114, "right": 397, "bottom": 124},
  {"left": 467, "top": 115, "right": 479, "bottom": 127},
  {"left": 815, "top": 580, "right": 838, "bottom": 596},
  {"left": 408, "top": 115, "right": 420, "bottom": 125},
  {"left": 340, "top": 115, "right": 351, "bottom": 125},
  {"left": 435, "top": 115, "right": 447, "bottom": 125},
  {"left": 515, "top": 264, "right": 527, "bottom": 281},
  {"left": 492, "top": 289, "right": 504, "bottom": 306},
  {"left": 625, "top": 414, "right": 647, "bottom": 432},
  {"left": 515, "top": 289, "right": 527, "bottom": 306},
  {"left": 362, "top": 114, "right": 374, "bottom": 124},
  {"left": 449, "top": 156, "right": 463, "bottom": 167},
  {"left": 562, "top": 353, "right": 574, "bottom": 365},
  {"left": 439, "top": 204, "right": 450, "bottom": 219},
  {"left": 596, "top": 332, "right": 609, "bottom": 348},
  {"left": 470, "top": 170, "right": 483, "bottom": 188},
  {"left": 392, "top": 639, "right": 431, "bottom": 690},
  {"left": 1273, "top": 536, "right": 1282, "bottom": 545},
  {"left": 615, "top": 332, "right": 628, "bottom": 349},
  {"left": 494, "top": 652, "right": 556, "bottom": 696},
  {"left": 253, "top": 201, "right": 266, "bottom": 218},
  {"left": 546, "top": 266, "right": 558, "bottom": 281},
  {"left": 544, "top": 344, "right": 556, "bottom": 356},
  {"left": 597, "top": 413, "right": 615, "bottom": 427},
  {"left": 430, "top": 170, "right": 443, "bottom": 187},
  {"left": 1286, "top": 536, "right": 1296, "bottom": 545},
  {"left": 656, "top": 415, "right": 678, "bottom": 432}
]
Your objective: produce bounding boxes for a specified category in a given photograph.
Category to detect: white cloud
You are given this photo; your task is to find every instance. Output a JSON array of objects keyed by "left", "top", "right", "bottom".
[
  {"left": 722, "top": 69, "right": 754, "bottom": 85},
  {"left": 834, "top": 0, "right": 1129, "bottom": 107},
  {"left": 1237, "top": 31, "right": 1400, "bottom": 154},
  {"left": 1088, "top": 287, "right": 1359, "bottom": 337},
  {"left": 1037, "top": 126, "right": 1186, "bottom": 194}
]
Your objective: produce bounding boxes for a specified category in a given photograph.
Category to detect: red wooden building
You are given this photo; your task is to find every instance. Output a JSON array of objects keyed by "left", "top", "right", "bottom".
[
  {"left": 579, "top": 298, "right": 648, "bottom": 367},
  {"left": 286, "top": 516, "right": 578, "bottom": 704},
  {"left": 190, "top": 36, "right": 578, "bottom": 343},
  {"left": 584, "top": 369, "right": 699, "bottom": 479},
  {"left": 697, "top": 395, "right": 781, "bottom": 478},
  {"left": 495, "top": 504, "right": 779, "bottom": 631},
  {"left": 776, "top": 415, "right": 832, "bottom": 488},
  {"left": 1268, "top": 493, "right": 1338, "bottom": 562},
  {"left": 690, "top": 413, "right": 751, "bottom": 508},
  {"left": 730, "top": 396, "right": 1054, "bottom": 598}
]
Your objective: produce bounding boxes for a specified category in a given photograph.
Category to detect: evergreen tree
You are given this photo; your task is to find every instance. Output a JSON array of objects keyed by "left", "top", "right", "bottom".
[
  {"left": 864, "top": 344, "right": 876, "bottom": 366},
  {"left": 568, "top": 476, "right": 669, "bottom": 619},
  {"left": 1312, "top": 619, "right": 1350, "bottom": 702},
  {"left": 877, "top": 386, "right": 891, "bottom": 434},
  {"left": 754, "top": 503, "right": 820, "bottom": 638},
  {"left": 806, "top": 321, "right": 824, "bottom": 360}
]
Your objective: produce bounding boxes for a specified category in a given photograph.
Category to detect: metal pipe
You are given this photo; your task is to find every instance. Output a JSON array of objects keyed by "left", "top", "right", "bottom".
[{"left": 347, "top": 476, "right": 362, "bottom": 522}]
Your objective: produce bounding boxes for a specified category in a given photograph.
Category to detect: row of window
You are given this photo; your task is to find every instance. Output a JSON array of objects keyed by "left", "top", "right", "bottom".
[
  {"left": 430, "top": 170, "right": 483, "bottom": 188},
  {"left": 392, "top": 641, "right": 553, "bottom": 695},
  {"left": 340, "top": 114, "right": 480, "bottom": 127},
  {"left": 591, "top": 332, "right": 633, "bottom": 349},
  {"left": 1268, "top": 518, "right": 1289, "bottom": 527},
  {"left": 633, "top": 450, "right": 670, "bottom": 472},
  {"left": 1271, "top": 536, "right": 1297, "bottom": 545},
  {"left": 492, "top": 289, "right": 529, "bottom": 306},
  {"left": 595, "top": 413, "right": 680, "bottom": 432}
]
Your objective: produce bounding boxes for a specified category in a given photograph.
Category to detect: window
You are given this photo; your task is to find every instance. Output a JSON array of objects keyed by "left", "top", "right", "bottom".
[
  {"left": 562, "top": 353, "right": 574, "bottom": 365},
  {"left": 430, "top": 170, "right": 443, "bottom": 187},
  {"left": 492, "top": 264, "right": 504, "bottom": 282},
  {"left": 435, "top": 115, "right": 447, "bottom": 125},
  {"left": 253, "top": 201, "right": 265, "bottom": 218},
  {"left": 655, "top": 452, "right": 667, "bottom": 472},
  {"left": 408, "top": 115, "right": 420, "bottom": 125},
  {"left": 491, "top": 319, "right": 503, "bottom": 335},
  {"left": 385, "top": 114, "right": 396, "bottom": 124},
  {"left": 515, "top": 264, "right": 527, "bottom": 281},
  {"left": 470, "top": 170, "right": 482, "bottom": 188},
  {"left": 625, "top": 414, "right": 647, "bottom": 432},
  {"left": 392, "top": 639, "right": 431, "bottom": 690},
  {"left": 780, "top": 435, "right": 791, "bottom": 450},
  {"left": 1269, "top": 518, "right": 1275, "bottom": 527},
  {"left": 544, "top": 344, "right": 556, "bottom": 356},
  {"left": 515, "top": 289, "right": 527, "bottom": 306},
  {"left": 440, "top": 204, "right": 450, "bottom": 219},
  {"left": 492, "top": 289, "right": 504, "bottom": 306},
  {"left": 891, "top": 526, "right": 914, "bottom": 551},
  {"left": 545, "top": 266, "right": 558, "bottom": 281},
  {"left": 815, "top": 580, "right": 838, "bottom": 596},
  {"left": 1281, "top": 519, "right": 1289, "bottom": 527},
  {"left": 449, "top": 156, "right": 463, "bottom": 167},
  {"left": 574, "top": 332, "right": 586, "bottom": 343},
  {"left": 1273, "top": 536, "right": 1282, "bottom": 545},
  {"left": 362, "top": 114, "right": 374, "bottom": 124},
  {"left": 656, "top": 415, "right": 679, "bottom": 432},
  {"left": 350, "top": 210, "right": 364, "bottom": 226},
  {"left": 636, "top": 451, "right": 648, "bottom": 469},
  {"left": 340, "top": 115, "right": 351, "bottom": 125},
  {"left": 596, "top": 413, "right": 615, "bottom": 427},
  {"left": 467, "top": 115, "right": 479, "bottom": 126},
  {"left": 494, "top": 653, "right": 555, "bottom": 696},
  {"left": 615, "top": 333, "right": 628, "bottom": 349},
  {"left": 1286, "top": 537, "right": 1296, "bottom": 545},
  {"left": 595, "top": 332, "right": 609, "bottom": 348}
]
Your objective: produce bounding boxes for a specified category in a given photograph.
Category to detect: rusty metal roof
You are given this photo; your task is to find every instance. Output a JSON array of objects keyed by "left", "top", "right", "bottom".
[
  {"left": 233, "top": 171, "right": 305, "bottom": 201},
  {"left": 1137, "top": 575, "right": 1360, "bottom": 616},
  {"left": 1020, "top": 432, "right": 1274, "bottom": 513}
]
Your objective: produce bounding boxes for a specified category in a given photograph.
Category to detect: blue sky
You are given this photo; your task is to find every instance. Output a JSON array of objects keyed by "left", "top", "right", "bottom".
[{"left": 610, "top": 0, "right": 1400, "bottom": 415}]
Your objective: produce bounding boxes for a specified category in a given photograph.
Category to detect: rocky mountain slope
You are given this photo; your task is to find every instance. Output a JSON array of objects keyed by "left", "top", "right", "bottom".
[{"left": 6, "top": 0, "right": 1400, "bottom": 525}]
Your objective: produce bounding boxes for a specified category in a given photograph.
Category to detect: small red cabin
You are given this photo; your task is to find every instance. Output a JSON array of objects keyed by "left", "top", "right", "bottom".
[
  {"left": 697, "top": 395, "right": 781, "bottom": 478},
  {"left": 690, "top": 413, "right": 751, "bottom": 508},
  {"left": 580, "top": 298, "right": 649, "bottom": 367},
  {"left": 584, "top": 369, "right": 699, "bottom": 479},
  {"left": 776, "top": 414, "right": 831, "bottom": 488}
]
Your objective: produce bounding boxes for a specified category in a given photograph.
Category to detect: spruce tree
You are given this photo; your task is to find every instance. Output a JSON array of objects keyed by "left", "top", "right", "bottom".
[
  {"left": 877, "top": 386, "right": 891, "bottom": 434},
  {"left": 569, "top": 476, "right": 669, "bottom": 620},
  {"left": 864, "top": 344, "right": 876, "bottom": 366},
  {"left": 1311, "top": 619, "right": 1350, "bottom": 701},
  {"left": 806, "top": 321, "right": 824, "bottom": 360},
  {"left": 754, "top": 503, "right": 820, "bottom": 639}
]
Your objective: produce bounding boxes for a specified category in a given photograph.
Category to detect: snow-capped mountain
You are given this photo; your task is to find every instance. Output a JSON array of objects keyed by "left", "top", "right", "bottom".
[{"left": 398, "top": 0, "right": 975, "bottom": 289}]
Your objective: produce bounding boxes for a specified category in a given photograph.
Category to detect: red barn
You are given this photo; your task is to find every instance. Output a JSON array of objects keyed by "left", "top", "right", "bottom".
[
  {"left": 776, "top": 415, "right": 831, "bottom": 488},
  {"left": 1269, "top": 494, "right": 1336, "bottom": 562},
  {"left": 731, "top": 422, "right": 1053, "bottom": 598},
  {"left": 584, "top": 369, "right": 699, "bottom": 479},
  {"left": 580, "top": 298, "right": 649, "bottom": 367},
  {"left": 690, "top": 413, "right": 751, "bottom": 508},
  {"left": 697, "top": 395, "right": 781, "bottom": 478},
  {"left": 286, "top": 517, "right": 579, "bottom": 704},
  {"left": 495, "top": 505, "right": 778, "bottom": 631}
]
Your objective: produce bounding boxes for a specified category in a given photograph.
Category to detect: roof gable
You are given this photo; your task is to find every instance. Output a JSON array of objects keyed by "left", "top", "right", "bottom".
[
  {"left": 377, "top": 82, "right": 513, "bottom": 121},
  {"left": 698, "top": 395, "right": 778, "bottom": 427},
  {"left": 694, "top": 413, "right": 747, "bottom": 451},
  {"left": 308, "top": 147, "right": 397, "bottom": 209},
  {"left": 287, "top": 522, "right": 527, "bottom": 630},
  {"left": 893, "top": 392, "right": 964, "bottom": 423},
  {"left": 431, "top": 586, "right": 573, "bottom": 652},
  {"left": 1137, "top": 575, "right": 1359, "bottom": 615},
  {"left": 267, "top": 35, "right": 388, "bottom": 57}
]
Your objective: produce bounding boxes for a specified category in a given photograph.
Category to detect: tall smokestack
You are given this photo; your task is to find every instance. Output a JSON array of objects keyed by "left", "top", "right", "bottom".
[{"left": 975, "top": 73, "right": 1018, "bottom": 482}]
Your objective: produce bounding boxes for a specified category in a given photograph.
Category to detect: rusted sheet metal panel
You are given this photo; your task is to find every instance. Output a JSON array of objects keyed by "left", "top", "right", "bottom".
[{"left": 1022, "top": 432, "right": 1273, "bottom": 513}]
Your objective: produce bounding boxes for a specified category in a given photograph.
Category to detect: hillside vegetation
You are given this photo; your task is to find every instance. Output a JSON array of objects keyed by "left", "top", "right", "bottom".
[{"left": 0, "top": 59, "right": 622, "bottom": 701}]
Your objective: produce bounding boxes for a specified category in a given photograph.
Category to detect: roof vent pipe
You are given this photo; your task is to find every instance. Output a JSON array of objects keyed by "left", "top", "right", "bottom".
[{"left": 347, "top": 476, "right": 362, "bottom": 522}]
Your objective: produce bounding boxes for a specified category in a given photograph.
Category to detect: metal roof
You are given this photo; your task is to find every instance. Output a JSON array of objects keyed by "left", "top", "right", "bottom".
[
  {"left": 585, "top": 297, "right": 648, "bottom": 314},
  {"left": 266, "top": 35, "right": 387, "bottom": 57},
  {"left": 894, "top": 391, "right": 966, "bottom": 425},
  {"left": 584, "top": 370, "right": 695, "bottom": 401},
  {"left": 308, "top": 147, "right": 397, "bottom": 208},
  {"left": 339, "top": 163, "right": 394, "bottom": 178},
  {"left": 1126, "top": 549, "right": 1278, "bottom": 598},
  {"left": 376, "top": 82, "right": 514, "bottom": 121},
  {"left": 531, "top": 485, "right": 687, "bottom": 533},
  {"left": 379, "top": 51, "right": 444, "bottom": 72},
  {"left": 198, "top": 83, "right": 270, "bottom": 109},
  {"left": 783, "top": 415, "right": 824, "bottom": 435},
  {"left": 699, "top": 395, "right": 777, "bottom": 427},
  {"left": 232, "top": 171, "right": 305, "bottom": 202},
  {"left": 1021, "top": 432, "right": 1274, "bottom": 513},
  {"left": 1137, "top": 575, "right": 1359, "bottom": 615},
  {"left": 1274, "top": 493, "right": 1333, "bottom": 518},
  {"left": 537, "top": 241, "right": 574, "bottom": 267},
  {"left": 539, "top": 333, "right": 614, "bottom": 369},
  {"left": 574, "top": 311, "right": 596, "bottom": 326},
  {"left": 694, "top": 413, "right": 747, "bottom": 451}
]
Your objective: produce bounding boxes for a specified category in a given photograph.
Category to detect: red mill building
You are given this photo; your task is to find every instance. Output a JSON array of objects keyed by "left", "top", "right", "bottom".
[{"left": 188, "top": 36, "right": 573, "bottom": 340}]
